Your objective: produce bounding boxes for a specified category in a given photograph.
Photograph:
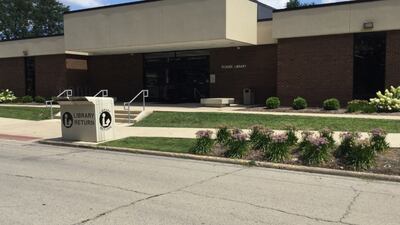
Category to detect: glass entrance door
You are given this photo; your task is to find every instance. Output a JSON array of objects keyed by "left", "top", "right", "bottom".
[{"left": 144, "top": 51, "right": 210, "bottom": 103}]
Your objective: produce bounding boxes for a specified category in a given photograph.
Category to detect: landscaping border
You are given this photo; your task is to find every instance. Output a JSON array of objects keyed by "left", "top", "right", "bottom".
[{"left": 38, "top": 139, "right": 400, "bottom": 183}]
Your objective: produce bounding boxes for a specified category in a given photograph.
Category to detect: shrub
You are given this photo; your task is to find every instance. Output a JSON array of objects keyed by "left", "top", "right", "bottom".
[
  {"left": 34, "top": 96, "right": 46, "bottom": 103},
  {"left": 285, "top": 126, "right": 298, "bottom": 146},
  {"left": 319, "top": 128, "right": 335, "bottom": 148},
  {"left": 0, "top": 89, "right": 17, "bottom": 103},
  {"left": 292, "top": 97, "right": 307, "bottom": 110},
  {"left": 266, "top": 97, "right": 280, "bottom": 109},
  {"left": 225, "top": 129, "right": 249, "bottom": 158},
  {"left": 347, "top": 100, "right": 377, "bottom": 113},
  {"left": 336, "top": 132, "right": 360, "bottom": 159},
  {"left": 299, "top": 131, "right": 314, "bottom": 149},
  {"left": 370, "top": 86, "right": 400, "bottom": 112},
  {"left": 346, "top": 139, "right": 376, "bottom": 170},
  {"left": 249, "top": 125, "right": 273, "bottom": 150},
  {"left": 323, "top": 98, "right": 341, "bottom": 110},
  {"left": 265, "top": 134, "right": 289, "bottom": 162},
  {"left": 369, "top": 128, "right": 389, "bottom": 153},
  {"left": 21, "top": 95, "right": 33, "bottom": 103},
  {"left": 191, "top": 130, "right": 214, "bottom": 155},
  {"left": 301, "top": 136, "right": 330, "bottom": 165},
  {"left": 216, "top": 126, "right": 231, "bottom": 146}
]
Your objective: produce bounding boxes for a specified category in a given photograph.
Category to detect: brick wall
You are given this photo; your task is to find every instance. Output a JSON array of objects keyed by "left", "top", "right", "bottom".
[
  {"left": 0, "top": 57, "right": 25, "bottom": 96},
  {"left": 88, "top": 54, "right": 143, "bottom": 102},
  {"left": 277, "top": 34, "right": 354, "bottom": 107},
  {"left": 210, "top": 45, "right": 277, "bottom": 104},
  {"left": 386, "top": 30, "right": 400, "bottom": 87}
]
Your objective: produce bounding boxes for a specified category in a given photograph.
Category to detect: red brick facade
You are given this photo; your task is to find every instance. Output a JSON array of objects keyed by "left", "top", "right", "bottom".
[
  {"left": 0, "top": 57, "right": 25, "bottom": 96},
  {"left": 386, "top": 30, "right": 400, "bottom": 88},
  {"left": 277, "top": 34, "right": 354, "bottom": 106},
  {"left": 210, "top": 45, "right": 277, "bottom": 104}
]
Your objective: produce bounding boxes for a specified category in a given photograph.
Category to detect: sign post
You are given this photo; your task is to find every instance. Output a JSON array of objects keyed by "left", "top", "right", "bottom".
[{"left": 56, "top": 97, "right": 116, "bottom": 142}]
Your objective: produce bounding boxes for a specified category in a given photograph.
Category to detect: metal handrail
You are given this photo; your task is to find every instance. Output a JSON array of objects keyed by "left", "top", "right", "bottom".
[
  {"left": 45, "top": 89, "right": 73, "bottom": 119},
  {"left": 94, "top": 89, "right": 109, "bottom": 97},
  {"left": 123, "top": 90, "right": 149, "bottom": 123}
]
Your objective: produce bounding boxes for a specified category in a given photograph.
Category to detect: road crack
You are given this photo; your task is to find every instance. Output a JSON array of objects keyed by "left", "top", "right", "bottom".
[{"left": 339, "top": 187, "right": 362, "bottom": 224}]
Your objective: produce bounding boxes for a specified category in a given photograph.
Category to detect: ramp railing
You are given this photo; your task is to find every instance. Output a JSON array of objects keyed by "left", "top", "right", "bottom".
[
  {"left": 123, "top": 90, "right": 149, "bottom": 123},
  {"left": 45, "top": 89, "right": 73, "bottom": 119}
]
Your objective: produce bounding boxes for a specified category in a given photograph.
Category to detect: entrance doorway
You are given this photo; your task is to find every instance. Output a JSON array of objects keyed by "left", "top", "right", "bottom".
[
  {"left": 353, "top": 32, "right": 386, "bottom": 100},
  {"left": 144, "top": 51, "right": 210, "bottom": 103}
]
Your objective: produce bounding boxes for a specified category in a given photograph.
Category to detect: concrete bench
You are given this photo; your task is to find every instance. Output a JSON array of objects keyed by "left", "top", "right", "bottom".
[{"left": 200, "top": 98, "right": 235, "bottom": 107}]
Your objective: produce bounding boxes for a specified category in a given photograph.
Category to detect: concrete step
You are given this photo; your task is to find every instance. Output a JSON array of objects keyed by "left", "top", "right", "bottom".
[
  {"left": 115, "top": 113, "right": 139, "bottom": 119},
  {"left": 114, "top": 110, "right": 141, "bottom": 114},
  {"left": 115, "top": 118, "right": 133, "bottom": 123}
]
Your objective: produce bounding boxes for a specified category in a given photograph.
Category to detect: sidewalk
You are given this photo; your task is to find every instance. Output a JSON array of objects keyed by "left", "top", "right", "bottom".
[{"left": 2, "top": 103, "right": 400, "bottom": 120}]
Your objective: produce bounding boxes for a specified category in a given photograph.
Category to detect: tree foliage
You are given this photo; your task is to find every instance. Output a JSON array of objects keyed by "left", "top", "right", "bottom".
[
  {"left": 286, "top": 0, "right": 315, "bottom": 9},
  {"left": 0, "top": 0, "right": 69, "bottom": 41}
]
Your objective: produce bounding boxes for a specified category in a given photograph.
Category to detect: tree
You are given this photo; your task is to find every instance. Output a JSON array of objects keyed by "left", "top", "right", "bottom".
[
  {"left": 0, "top": 0, "right": 69, "bottom": 41},
  {"left": 286, "top": 0, "right": 315, "bottom": 9}
]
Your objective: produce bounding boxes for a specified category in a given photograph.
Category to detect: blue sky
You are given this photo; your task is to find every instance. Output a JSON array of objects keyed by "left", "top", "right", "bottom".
[{"left": 59, "top": 0, "right": 350, "bottom": 10}]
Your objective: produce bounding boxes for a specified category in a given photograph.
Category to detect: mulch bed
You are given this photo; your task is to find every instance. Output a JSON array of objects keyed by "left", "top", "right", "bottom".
[
  {"left": 239, "top": 106, "right": 400, "bottom": 116},
  {"left": 210, "top": 145, "right": 400, "bottom": 176}
]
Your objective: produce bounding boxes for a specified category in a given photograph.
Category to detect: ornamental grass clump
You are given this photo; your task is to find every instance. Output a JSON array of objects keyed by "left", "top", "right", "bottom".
[
  {"left": 369, "top": 128, "right": 389, "bottom": 153},
  {"left": 191, "top": 130, "right": 214, "bottom": 155},
  {"left": 0, "top": 89, "right": 17, "bottom": 103},
  {"left": 336, "top": 132, "right": 360, "bottom": 159},
  {"left": 319, "top": 128, "right": 335, "bottom": 148},
  {"left": 346, "top": 139, "right": 376, "bottom": 170},
  {"left": 301, "top": 136, "right": 330, "bottom": 165},
  {"left": 285, "top": 126, "right": 298, "bottom": 146},
  {"left": 299, "top": 131, "right": 314, "bottom": 149},
  {"left": 370, "top": 86, "right": 400, "bottom": 112},
  {"left": 249, "top": 125, "right": 273, "bottom": 150},
  {"left": 216, "top": 126, "right": 231, "bottom": 146},
  {"left": 225, "top": 129, "right": 249, "bottom": 158},
  {"left": 265, "top": 133, "right": 289, "bottom": 163}
]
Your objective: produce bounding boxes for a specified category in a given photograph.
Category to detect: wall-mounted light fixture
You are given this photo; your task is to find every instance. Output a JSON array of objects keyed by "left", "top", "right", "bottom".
[
  {"left": 363, "top": 21, "right": 374, "bottom": 30},
  {"left": 22, "top": 50, "right": 28, "bottom": 56}
]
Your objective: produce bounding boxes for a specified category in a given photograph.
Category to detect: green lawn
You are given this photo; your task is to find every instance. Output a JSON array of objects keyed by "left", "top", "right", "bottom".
[
  {"left": 102, "top": 137, "right": 194, "bottom": 153},
  {"left": 0, "top": 106, "right": 59, "bottom": 121},
  {"left": 135, "top": 111, "right": 400, "bottom": 133}
]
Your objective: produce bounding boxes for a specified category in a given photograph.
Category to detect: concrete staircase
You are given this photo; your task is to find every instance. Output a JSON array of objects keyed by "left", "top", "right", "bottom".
[{"left": 114, "top": 110, "right": 141, "bottom": 124}]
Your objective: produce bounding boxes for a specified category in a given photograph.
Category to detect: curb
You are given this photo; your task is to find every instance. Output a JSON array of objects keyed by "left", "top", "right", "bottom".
[{"left": 38, "top": 139, "right": 400, "bottom": 183}]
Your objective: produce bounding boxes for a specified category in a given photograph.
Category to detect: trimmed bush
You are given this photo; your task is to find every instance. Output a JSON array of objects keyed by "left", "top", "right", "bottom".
[
  {"left": 265, "top": 134, "right": 289, "bottom": 162},
  {"left": 34, "top": 96, "right": 46, "bottom": 103},
  {"left": 249, "top": 125, "right": 273, "bottom": 150},
  {"left": 21, "top": 95, "right": 33, "bottom": 103},
  {"left": 301, "top": 136, "right": 330, "bottom": 165},
  {"left": 0, "top": 89, "right": 17, "bottom": 103},
  {"left": 191, "top": 130, "right": 214, "bottom": 155},
  {"left": 347, "top": 100, "right": 377, "bottom": 113},
  {"left": 225, "top": 129, "right": 249, "bottom": 158},
  {"left": 216, "top": 126, "right": 230, "bottom": 146},
  {"left": 292, "top": 97, "right": 307, "bottom": 110},
  {"left": 323, "top": 98, "right": 340, "bottom": 110},
  {"left": 370, "top": 128, "right": 389, "bottom": 153},
  {"left": 266, "top": 97, "right": 280, "bottom": 109}
]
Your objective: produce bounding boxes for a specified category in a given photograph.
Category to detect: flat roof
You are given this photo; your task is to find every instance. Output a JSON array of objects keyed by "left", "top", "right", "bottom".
[{"left": 274, "top": 0, "right": 381, "bottom": 13}]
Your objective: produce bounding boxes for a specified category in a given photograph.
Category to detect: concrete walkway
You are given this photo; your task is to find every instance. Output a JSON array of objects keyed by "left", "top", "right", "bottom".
[{"left": 2, "top": 103, "right": 400, "bottom": 120}]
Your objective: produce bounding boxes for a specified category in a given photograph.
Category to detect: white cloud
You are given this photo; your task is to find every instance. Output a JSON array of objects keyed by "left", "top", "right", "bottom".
[
  {"left": 260, "top": 0, "right": 352, "bottom": 9},
  {"left": 59, "top": 0, "right": 105, "bottom": 8}
]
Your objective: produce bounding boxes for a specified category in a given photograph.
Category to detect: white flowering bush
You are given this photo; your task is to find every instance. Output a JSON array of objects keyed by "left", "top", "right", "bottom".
[
  {"left": 0, "top": 89, "right": 17, "bottom": 103},
  {"left": 370, "top": 86, "right": 400, "bottom": 112}
]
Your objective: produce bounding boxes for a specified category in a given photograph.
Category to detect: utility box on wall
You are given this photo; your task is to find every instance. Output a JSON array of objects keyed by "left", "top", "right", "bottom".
[{"left": 56, "top": 97, "right": 116, "bottom": 143}]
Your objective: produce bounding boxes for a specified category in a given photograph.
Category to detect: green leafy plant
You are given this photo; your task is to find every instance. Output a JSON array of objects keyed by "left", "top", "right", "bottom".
[
  {"left": 319, "top": 128, "right": 335, "bottom": 148},
  {"left": 266, "top": 97, "right": 280, "bottom": 109},
  {"left": 225, "top": 129, "right": 249, "bottom": 158},
  {"left": 369, "top": 128, "right": 389, "bottom": 153},
  {"left": 216, "top": 126, "right": 231, "bottom": 146},
  {"left": 323, "top": 98, "right": 341, "bottom": 110},
  {"left": 292, "top": 97, "right": 307, "bottom": 110},
  {"left": 265, "top": 134, "right": 289, "bottom": 162},
  {"left": 301, "top": 136, "right": 330, "bottom": 165},
  {"left": 249, "top": 125, "right": 273, "bottom": 150},
  {"left": 346, "top": 139, "right": 376, "bottom": 170},
  {"left": 370, "top": 86, "right": 400, "bottom": 112},
  {"left": 299, "top": 131, "right": 313, "bottom": 149},
  {"left": 34, "top": 96, "right": 46, "bottom": 103},
  {"left": 191, "top": 130, "right": 214, "bottom": 155},
  {"left": 336, "top": 132, "right": 360, "bottom": 159},
  {"left": 285, "top": 125, "right": 298, "bottom": 146},
  {"left": 347, "top": 100, "right": 377, "bottom": 113},
  {"left": 21, "top": 95, "right": 33, "bottom": 103},
  {"left": 0, "top": 89, "right": 17, "bottom": 103}
]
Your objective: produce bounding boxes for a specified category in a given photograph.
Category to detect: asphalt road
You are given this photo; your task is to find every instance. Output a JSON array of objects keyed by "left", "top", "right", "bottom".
[{"left": 0, "top": 140, "right": 399, "bottom": 225}]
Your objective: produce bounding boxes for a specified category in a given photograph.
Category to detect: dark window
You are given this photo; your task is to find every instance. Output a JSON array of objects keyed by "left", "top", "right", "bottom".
[
  {"left": 353, "top": 32, "right": 386, "bottom": 100},
  {"left": 24, "top": 57, "right": 36, "bottom": 96}
]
